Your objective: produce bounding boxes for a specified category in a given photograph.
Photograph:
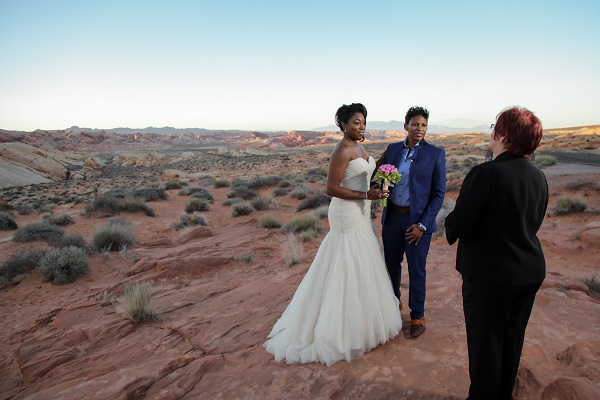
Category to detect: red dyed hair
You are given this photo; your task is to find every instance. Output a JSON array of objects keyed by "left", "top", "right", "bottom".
[{"left": 494, "top": 107, "right": 543, "bottom": 156}]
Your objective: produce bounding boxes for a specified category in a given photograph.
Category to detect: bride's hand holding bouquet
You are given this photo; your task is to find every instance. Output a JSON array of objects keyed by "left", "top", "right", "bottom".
[{"left": 373, "top": 164, "right": 401, "bottom": 206}]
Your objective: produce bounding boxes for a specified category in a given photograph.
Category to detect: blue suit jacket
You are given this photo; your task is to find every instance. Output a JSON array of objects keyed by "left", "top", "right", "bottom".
[{"left": 381, "top": 140, "right": 446, "bottom": 233}]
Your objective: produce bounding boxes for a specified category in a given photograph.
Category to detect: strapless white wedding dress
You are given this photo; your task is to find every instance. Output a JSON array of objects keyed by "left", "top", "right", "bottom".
[{"left": 265, "top": 156, "right": 402, "bottom": 366}]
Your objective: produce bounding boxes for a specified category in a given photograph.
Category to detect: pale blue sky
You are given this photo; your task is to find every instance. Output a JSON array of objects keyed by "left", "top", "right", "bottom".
[{"left": 1, "top": 0, "right": 599, "bottom": 131}]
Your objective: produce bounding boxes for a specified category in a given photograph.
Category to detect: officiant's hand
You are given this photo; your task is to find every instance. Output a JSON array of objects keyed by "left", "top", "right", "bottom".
[{"left": 406, "top": 224, "right": 424, "bottom": 245}]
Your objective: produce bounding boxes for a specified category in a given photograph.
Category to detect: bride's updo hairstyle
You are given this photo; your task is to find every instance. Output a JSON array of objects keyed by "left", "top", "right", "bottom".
[{"left": 335, "top": 103, "right": 367, "bottom": 132}]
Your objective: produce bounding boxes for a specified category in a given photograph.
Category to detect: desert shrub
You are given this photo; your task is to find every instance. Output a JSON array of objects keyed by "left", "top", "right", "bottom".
[
  {"left": 43, "top": 213, "right": 73, "bottom": 226},
  {"left": 13, "top": 222, "right": 64, "bottom": 243},
  {"left": 0, "top": 211, "right": 18, "bottom": 230},
  {"left": 119, "top": 281, "right": 159, "bottom": 323},
  {"left": 272, "top": 188, "right": 291, "bottom": 197},
  {"left": 0, "top": 203, "right": 14, "bottom": 211},
  {"left": 284, "top": 214, "right": 322, "bottom": 234},
  {"left": 122, "top": 196, "right": 155, "bottom": 217},
  {"left": 173, "top": 213, "right": 208, "bottom": 230},
  {"left": 246, "top": 176, "right": 283, "bottom": 189},
  {"left": 565, "top": 179, "right": 599, "bottom": 192},
  {"left": 307, "top": 167, "right": 328, "bottom": 177},
  {"left": 233, "top": 251, "right": 255, "bottom": 264},
  {"left": 1, "top": 248, "right": 47, "bottom": 282},
  {"left": 163, "top": 179, "right": 182, "bottom": 190},
  {"left": 86, "top": 193, "right": 121, "bottom": 216},
  {"left": 92, "top": 220, "right": 135, "bottom": 251},
  {"left": 251, "top": 196, "right": 269, "bottom": 210},
  {"left": 259, "top": 214, "right": 282, "bottom": 229},
  {"left": 289, "top": 188, "right": 308, "bottom": 200},
  {"left": 313, "top": 205, "right": 329, "bottom": 219},
  {"left": 50, "top": 232, "right": 88, "bottom": 250},
  {"left": 222, "top": 197, "right": 244, "bottom": 206},
  {"left": 214, "top": 179, "right": 231, "bottom": 188},
  {"left": 133, "top": 187, "right": 167, "bottom": 201},
  {"left": 178, "top": 185, "right": 207, "bottom": 196},
  {"left": 279, "top": 180, "right": 291, "bottom": 188},
  {"left": 185, "top": 198, "right": 210, "bottom": 213},
  {"left": 191, "top": 190, "right": 215, "bottom": 202},
  {"left": 297, "top": 229, "right": 319, "bottom": 243},
  {"left": 297, "top": 192, "right": 331, "bottom": 212},
  {"left": 535, "top": 155, "right": 556, "bottom": 168},
  {"left": 232, "top": 202, "right": 253, "bottom": 217},
  {"left": 227, "top": 185, "right": 257, "bottom": 200},
  {"left": 553, "top": 196, "right": 587, "bottom": 215},
  {"left": 39, "top": 204, "right": 56, "bottom": 214},
  {"left": 283, "top": 233, "right": 305, "bottom": 267},
  {"left": 16, "top": 205, "right": 33, "bottom": 215},
  {"left": 38, "top": 246, "right": 89, "bottom": 284},
  {"left": 582, "top": 275, "right": 600, "bottom": 294},
  {"left": 435, "top": 199, "right": 456, "bottom": 237}
]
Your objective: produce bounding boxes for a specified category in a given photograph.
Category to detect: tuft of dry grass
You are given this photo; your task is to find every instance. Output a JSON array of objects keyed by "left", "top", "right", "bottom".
[
  {"left": 119, "top": 281, "right": 159, "bottom": 324},
  {"left": 283, "top": 233, "right": 305, "bottom": 267}
]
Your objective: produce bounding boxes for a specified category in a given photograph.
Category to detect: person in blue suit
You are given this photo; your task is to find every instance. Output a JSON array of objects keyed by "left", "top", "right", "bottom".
[{"left": 375, "top": 106, "right": 446, "bottom": 338}]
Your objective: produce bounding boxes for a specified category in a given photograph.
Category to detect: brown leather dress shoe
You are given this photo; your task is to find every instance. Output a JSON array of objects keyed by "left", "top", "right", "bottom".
[{"left": 410, "top": 317, "right": 425, "bottom": 338}]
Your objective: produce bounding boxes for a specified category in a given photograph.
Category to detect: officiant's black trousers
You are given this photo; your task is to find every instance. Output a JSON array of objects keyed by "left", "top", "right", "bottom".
[{"left": 461, "top": 278, "right": 542, "bottom": 400}]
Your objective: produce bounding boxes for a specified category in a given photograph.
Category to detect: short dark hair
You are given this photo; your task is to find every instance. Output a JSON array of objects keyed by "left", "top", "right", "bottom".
[
  {"left": 405, "top": 106, "right": 429, "bottom": 125},
  {"left": 494, "top": 106, "right": 543, "bottom": 156},
  {"left": 335, "top": 103, "right": 367, "bottom": 132}
]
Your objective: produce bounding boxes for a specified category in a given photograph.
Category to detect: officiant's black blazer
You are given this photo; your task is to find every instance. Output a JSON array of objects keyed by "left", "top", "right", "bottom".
[{"left": 445, "top": 151, "right": 548, "bottom": 286}]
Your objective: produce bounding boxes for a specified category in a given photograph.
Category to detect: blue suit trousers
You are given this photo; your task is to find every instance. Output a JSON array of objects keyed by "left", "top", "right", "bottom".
[{"left": 382, "top": 210, "right": 431, "bottom": 320}]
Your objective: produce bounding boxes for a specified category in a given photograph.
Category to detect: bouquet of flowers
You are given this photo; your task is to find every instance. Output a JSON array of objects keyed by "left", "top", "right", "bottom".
[{"left": 373, "top": 164, "right": 401, "bottom": 206}]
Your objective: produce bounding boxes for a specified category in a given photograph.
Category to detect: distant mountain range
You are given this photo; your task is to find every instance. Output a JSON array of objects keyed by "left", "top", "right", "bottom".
[{"left": 311, "top": 120, "right": 490, "bottom": 134}]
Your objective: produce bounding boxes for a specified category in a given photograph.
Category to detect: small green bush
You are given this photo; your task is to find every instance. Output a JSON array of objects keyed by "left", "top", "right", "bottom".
[
  {"left": 13, "top": 222, "right": 64, "bottom": 243},
  {"left": 222, "top": 197, "right": 244, "bottom": 206},
  {"left": 174, "top": 213, "right": 208, "bottom": 230},
  {"left": 16, "top": 205, "right": 33, "bottom": 215},
  {"left": 279, "top": 180, "right": 291, "bottom": 188},
  {"left": 43, "top": 213, "right": 73, "bottom": 226},
  {"left": 306, "top": 167, "right": 328, "bottom": 177},
  {"left": 582, "top": 275, "right": 600, "bottom": 294},
  {"left": 214, "top": 179, "right": 231, "bottom": 188},
  {"left": 535, "top": 155, "right": 557, "bottom": 168},
  {"left": 246, "top": 176, "right": 283, "bottom": 189},
  {"left": 553, "top": 196, "right": 587, "bottom": 215},
  {"left": 297, "top": 192, "right": 331, "bottom": 212},
  {"left": 122, "top": 196, "right": 155, "bottom": 216},
  {"left": 227, "top": 185, "right": 257, "bottom": 200},
  {"left": 259, "top": 214, "right": 282, "bottom": 229},
  {"left": 51, "top": 232, "right": 88, "bottom": 250},
  {"left": 232, "top": 202, "right": 253, "bottom": 217},
  {"left": 251, "top": 196, "right": 269, "bottom": 210},
  {"left": 92, "top": 220, "right": 135, "bottom": 252},
  {"left": 1, "top": 248, "right": 47, "bottom": 282},
  {"left": 191, "top": 191, "right": 215, "bottom": 202},
  {"left": 38, "top": 246, "right": 89, "bottom": 284},
  {"left": 298, "top": 229, "right": 319, "bottom": 243},
  {"left": 289, "top": 188, "right": 308, "bottom": 200},
  {"left": 133, "top": 187, "right": 167, "bottom": 201},
  {"left": 0, "top": 211, "right": 18, "bottom": 230},
  {"left": 163, "top": 179, "right": 182, "bottom": 190},
  {"left": 86, "top": 194, "right": 121, "bottom": 216},
  {"left": 185, "top": 198, "right": 210, "bottom": 213},
  {"left": 284, "top": 214, "right": 322, "bottom": 234},
  {"left": 179, "top": 185, "right": 207, "bottom": 196},
  {"left": 119, "top": 281, "right": 159, "bottom": 323},
  {"left": 272, "top": 188, "right": 291, "bottom": 197}
]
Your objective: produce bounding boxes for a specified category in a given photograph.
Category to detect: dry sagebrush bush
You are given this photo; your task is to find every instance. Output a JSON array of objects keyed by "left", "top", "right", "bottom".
[
  {"left": 227, "top": 185, "right": 257, "bottom": 200},
  {"left": 214, "top": 179, "right": 230, "bottom": 188},
  {"left": 185, "top": 198, "right": 210, "bottom": 213},
  {"left": 13, "top": 222, "right": 64, "bottom": 243},
  {"left": 38, "top": 246, "right": 89, "bottom": 284},
  {"left": 553, "top": 196, "right": 587, "bottom": 215},
  {"left": 251, "top": 196, "right": 269, "bottom": 210},
  {"left": 1, "top": 248, "right": 47, "bottom": 284},
  {"left": 259, "top": 214, "right": 281, "bottom": 229},
  {"left": 283, "top": 233, "right": 305, "bottom": 267},
  {"left": 297, "top": 192, "right": 331, "bottom": 212},
  {"left": 231, "top": 202, "right": 253, "bottom": 217},
  {"left": 0, "top": 211, "right": 18, "bottom": 230},
  {"left": 119, "top": 281, "right": 159, "bottom": 324},
  {"left": 173, "top": 213, "right": 208, "bottom": 230},
  {"left": 283, "top": 214, "right": 322, "bottom": 234},
  {"left": 92, "top": 219, "right": 136, "bottom": 252},
  {"left": 43, "top": 213, "right": 73, "bottom": 226}
]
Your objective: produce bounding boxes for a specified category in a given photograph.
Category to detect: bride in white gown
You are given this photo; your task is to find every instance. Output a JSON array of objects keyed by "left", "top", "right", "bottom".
[{"left": 265, "top": 103, "right": 402, "bottom": 366}]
